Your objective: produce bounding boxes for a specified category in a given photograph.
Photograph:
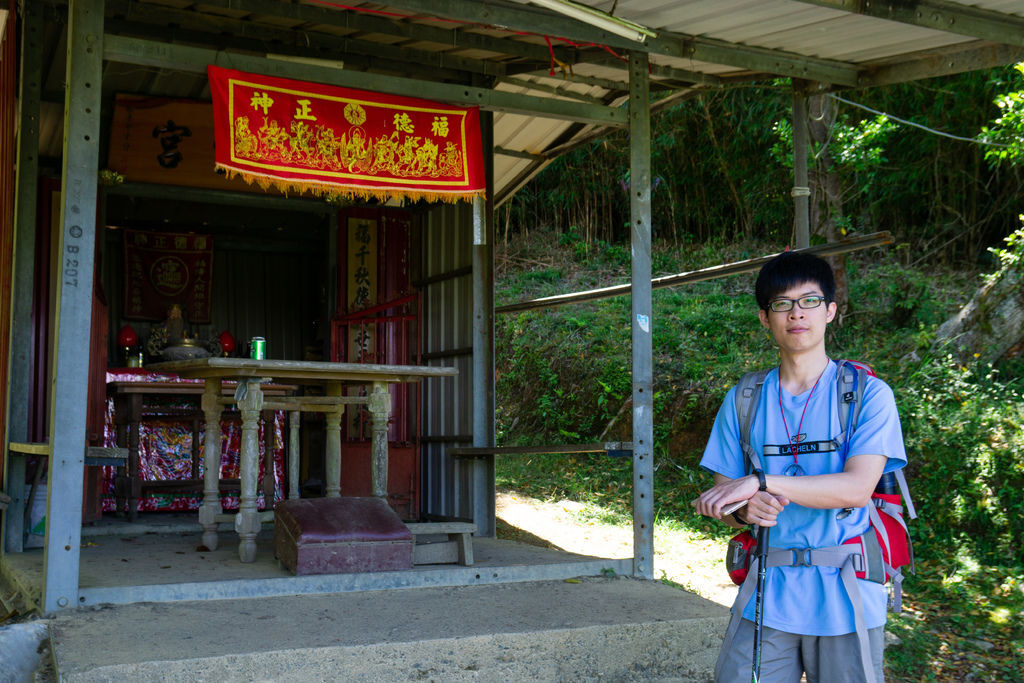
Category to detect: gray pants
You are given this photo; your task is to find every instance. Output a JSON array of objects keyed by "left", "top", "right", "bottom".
[{"left": 714, "top": 619, "right": 885, "bottom": 683}]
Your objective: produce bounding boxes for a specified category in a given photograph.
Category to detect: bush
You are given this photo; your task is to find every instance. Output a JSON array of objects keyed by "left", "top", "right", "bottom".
[{"left": 895, "top": 356, "right": 1024, "bottom": 565}]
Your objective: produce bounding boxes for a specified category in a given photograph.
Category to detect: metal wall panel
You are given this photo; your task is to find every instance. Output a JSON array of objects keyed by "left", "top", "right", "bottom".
[
  {"left": 0, "top": 0, "right": 17, "bottom": 482},
  {"left": 419, "top": 202, "right": 474, "bottom": 522}
]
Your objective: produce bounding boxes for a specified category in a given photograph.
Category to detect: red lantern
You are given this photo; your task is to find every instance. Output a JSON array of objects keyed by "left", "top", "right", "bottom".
[
  {"left": 117, "top": 324, "right": 138, "bottom": 348},
  {"left": 219, "top": 330, "right": 236, "bottom": 354}
]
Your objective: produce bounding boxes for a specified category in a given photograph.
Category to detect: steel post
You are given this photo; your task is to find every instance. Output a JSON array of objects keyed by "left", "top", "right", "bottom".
[
  {"left": 44, "top": 0, "right": 104, "bottom": 611},
  {"left": 629, "top": 51, "right": 654, "bottom": 579},
  {"left": 471, "top": 185, "right": 495, "bottom": 536}
]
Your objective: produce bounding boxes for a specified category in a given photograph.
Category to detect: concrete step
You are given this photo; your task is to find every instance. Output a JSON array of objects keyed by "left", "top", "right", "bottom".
[{"left": 49, "top": 576, "right": 729, "bottom": 681}]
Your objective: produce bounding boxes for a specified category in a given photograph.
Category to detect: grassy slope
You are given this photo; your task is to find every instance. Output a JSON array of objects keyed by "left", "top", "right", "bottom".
[{"left": 494, "top": 229, "right": 1024, "bottom": 682}]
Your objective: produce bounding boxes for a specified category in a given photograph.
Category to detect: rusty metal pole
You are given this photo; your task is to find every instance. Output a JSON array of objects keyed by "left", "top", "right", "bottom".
[{"left": 793, "top": 82, "right": 810, "bottom": 249}]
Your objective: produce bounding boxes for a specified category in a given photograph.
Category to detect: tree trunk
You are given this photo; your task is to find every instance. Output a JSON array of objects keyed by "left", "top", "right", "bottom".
[
  {"left": 807, "top": 94, "right": 850, "bottom": 318},
  {"left": 933, "top": 263, "right": 1024, "bottom": 365}
]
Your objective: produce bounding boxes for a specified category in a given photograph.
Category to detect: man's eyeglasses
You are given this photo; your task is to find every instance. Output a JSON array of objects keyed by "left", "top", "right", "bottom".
[{"left": 767, "top": 295, "right": 826, "bottom": 313}]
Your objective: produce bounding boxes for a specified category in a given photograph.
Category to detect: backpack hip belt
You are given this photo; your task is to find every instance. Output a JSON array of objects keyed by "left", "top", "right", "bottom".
[{"left": 720, "top": 535, "right": 881, "bottom": 683}]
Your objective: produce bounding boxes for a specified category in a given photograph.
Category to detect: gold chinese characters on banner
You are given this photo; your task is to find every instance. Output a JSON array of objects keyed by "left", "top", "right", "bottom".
[{"left": 208, "top": 65, "right": 486, "bottom": 203}]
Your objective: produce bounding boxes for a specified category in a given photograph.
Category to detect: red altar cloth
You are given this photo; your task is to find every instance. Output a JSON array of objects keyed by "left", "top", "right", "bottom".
[{"left": 102, "top": 369, "right": 285, "bottom": 513}]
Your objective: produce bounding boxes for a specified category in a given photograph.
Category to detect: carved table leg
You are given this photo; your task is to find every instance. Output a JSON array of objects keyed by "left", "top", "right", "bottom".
[
  {"left": 288, "top": 410, "right": 300, "bottom": 499},
  {"left": 112, "top": 396, "right": 129, "bottom": 516},
  {"left": 261, "top": 409, "right": 275, "bottom": 508},
  {"left": 127, "top": 394, "right": 142, "bottom": 521},
  {"left": 199, "top": 379, "right": 222, "bottom": 551},
  {"left": 368, "top": 382, "right": 391, "bottom": 499},
  {"left": 324, "top": 381, "right": 343, "bottom": 498},
  {"left": 236, "top": 378, "right": 264, "bottom": 562}
]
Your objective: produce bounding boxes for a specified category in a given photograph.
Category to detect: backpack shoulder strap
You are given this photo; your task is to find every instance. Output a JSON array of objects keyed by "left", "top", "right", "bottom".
[
  {"left": 834, "top": 359, "right": 870, "bottom": 452},
  {"left": 894, "top": 468, "right": 917, "bottom": 520},
  {"left": 734, "top": 369, "right": 769, "bottom": 473}
]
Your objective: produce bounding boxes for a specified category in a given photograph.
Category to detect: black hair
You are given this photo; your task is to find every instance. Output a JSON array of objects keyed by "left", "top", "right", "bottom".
[{"left": 754, "top": 251, "right": 835, "bottom": 311}]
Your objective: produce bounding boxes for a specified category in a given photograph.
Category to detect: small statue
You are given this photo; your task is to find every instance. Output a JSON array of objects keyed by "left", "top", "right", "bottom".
[
  {"left": 147, "top": 304, "right": 197, "bottom": 358},
  {"left": 164, "top": 303, "right": 186, "bottom": 344}
]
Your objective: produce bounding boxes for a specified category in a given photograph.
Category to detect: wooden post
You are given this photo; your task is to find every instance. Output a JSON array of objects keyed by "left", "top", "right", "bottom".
[
  {"left": 235, "top": 379, "right": 263, "bottom": 562},
  {"left": 324, "top": 382, "right": 343, "bottom": 498},
  {"left": 368, "top": 382, "right": 391, "bottom": 499},
  {"left": 288, "top": 410, "right": 300, "bottom": 499},
  {"left": 199, "top": 379, "right": 223, "bottom": 551}
]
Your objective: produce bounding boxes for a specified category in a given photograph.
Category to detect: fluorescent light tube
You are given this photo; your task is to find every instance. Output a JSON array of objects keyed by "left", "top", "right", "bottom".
[{"left": 530, "top": 0, "right": 657, "bottom": 43}]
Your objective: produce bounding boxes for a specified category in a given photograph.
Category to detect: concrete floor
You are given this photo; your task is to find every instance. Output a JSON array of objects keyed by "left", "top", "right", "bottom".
[
  {"left": 48, "top": 576, "right": 729, "bottom": 681},
  {"left": 2, "top": 512, "right": 634, "bottom": 608},
  {"left": 2, "top": 513, "right": 730, "bottom": 680}
]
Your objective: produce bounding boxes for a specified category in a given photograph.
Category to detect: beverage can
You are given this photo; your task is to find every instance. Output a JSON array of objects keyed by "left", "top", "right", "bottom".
[{"left": 250, "top": 337, "right": 266, "bottom": 360}]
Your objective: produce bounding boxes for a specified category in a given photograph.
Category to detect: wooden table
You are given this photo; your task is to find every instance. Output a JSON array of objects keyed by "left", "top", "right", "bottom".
[
  {"left": 148, "top": 358, "right": 457, "bottom": 562},
  {"left": 107, "top": 379, "right": 295, "bottom": 521}
]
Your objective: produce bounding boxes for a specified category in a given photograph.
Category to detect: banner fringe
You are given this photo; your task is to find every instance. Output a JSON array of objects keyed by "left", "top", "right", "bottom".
[{"left": 218, "top": 166, "right": 486, "bottom": 205}]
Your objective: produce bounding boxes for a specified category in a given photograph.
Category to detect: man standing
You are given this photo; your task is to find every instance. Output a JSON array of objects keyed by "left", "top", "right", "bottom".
[{"left": 694, "top": 252, "right": 907, "bottom": 682}]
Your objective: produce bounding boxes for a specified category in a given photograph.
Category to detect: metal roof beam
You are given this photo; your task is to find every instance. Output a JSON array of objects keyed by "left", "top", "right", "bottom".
[
  {"left": 577, "top": 51, "right": 724, "bottom": 87},
  {"left": 102, "top": 35, "right": 628, "bottom": 127},
  {"left": 103, "top": 20, "right": 481, "bottom": 84},
  {"left": 792, "top": 0, "right": 1024, "bottom": 48},
  {"left": 497, "top": 76, "right": 606, "bottom": 104},
  {"left": 158, "top": 0, "right": 577, "bottom": 66},
  {"left": 495, "top": 146, "right": 547, "bottom": 161},
  {"left": 130, "top": 0, "right": 863, "bottom": 86},
  {"left": 859, "top": 41, "right": 1024, "bottom": 87},
  {"left": 518, "top": 70, "right": 630, "bottom": 92},
  {"left": 104, "top": 2, "right": 510, "bottom": 80},
  {"left": 375, "top": 0, "right": 863, "bottom": 86}
]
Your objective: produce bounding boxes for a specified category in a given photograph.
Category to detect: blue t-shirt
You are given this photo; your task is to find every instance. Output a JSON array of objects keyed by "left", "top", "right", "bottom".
[{"left": 700, "top": 360, "right": 907, "bottom": 636}]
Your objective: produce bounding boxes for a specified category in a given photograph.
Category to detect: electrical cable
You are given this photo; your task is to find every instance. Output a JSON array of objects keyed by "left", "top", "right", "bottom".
[{"left": 829, "top": 93, "right": 1010, "bottom": 148}]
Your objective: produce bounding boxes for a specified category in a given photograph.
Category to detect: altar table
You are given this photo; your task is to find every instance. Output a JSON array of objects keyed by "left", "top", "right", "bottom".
[
  {"left": 149, "top": 358, "right": 457, "bottom": 562},
  {"left": 106, "top": 373, "right": 294, "bottom": 520}
]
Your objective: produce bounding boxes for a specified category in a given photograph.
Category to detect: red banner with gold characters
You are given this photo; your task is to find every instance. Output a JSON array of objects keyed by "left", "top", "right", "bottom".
[
  {"left": 207, "top": 65, "right": 485, "bottom": 204},
  {"left": 123, "top": 229, "right": 214, "bottom": 323}
]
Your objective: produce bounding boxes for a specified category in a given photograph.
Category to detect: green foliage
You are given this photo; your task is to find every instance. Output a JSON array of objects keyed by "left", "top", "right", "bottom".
[
  {"left": 506, "top": 65, "right": 1024, "bottom": 264},
  {"left": 772, "top": 112, "right": 894, "bottom": 173},
  {"left": 895, "top": 357, "right": 1024, "bottom": 565},
  {"left": 984, "top": 222, "right": 1024, "bottom": 285},
  {"left": 847, "top": 256, "right": 957, "bottom": 329},
  {"left": 979, "top": 63, "right": 1024, "bottom": 165}
]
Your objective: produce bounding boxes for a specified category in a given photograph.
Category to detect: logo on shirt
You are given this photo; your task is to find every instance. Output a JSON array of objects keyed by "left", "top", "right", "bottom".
[{"left": 763, "top": 439, "right": 839, "bottom": 456}]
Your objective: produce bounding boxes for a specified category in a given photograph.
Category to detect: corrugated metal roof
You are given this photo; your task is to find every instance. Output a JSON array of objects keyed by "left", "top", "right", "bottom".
[{"left": 32, "top": 0, "right": 1024, "bottom": 203}]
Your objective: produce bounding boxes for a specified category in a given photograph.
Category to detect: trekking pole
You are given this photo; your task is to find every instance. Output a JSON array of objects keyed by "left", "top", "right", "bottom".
[{"left": 751, "top": 472, "right": 770, "bottom": 683}]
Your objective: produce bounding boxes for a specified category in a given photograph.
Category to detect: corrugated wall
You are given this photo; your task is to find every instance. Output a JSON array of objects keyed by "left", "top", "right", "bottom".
[
  {"left": 419, "top": 202, "right": 475, "bottom": 521},
  {"left": 0, "top": 0, "right": 18, "bottom": 480}
]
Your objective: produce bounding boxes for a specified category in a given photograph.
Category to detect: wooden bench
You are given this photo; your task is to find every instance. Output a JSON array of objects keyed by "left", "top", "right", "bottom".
[
  {"left": 5, "top": 442, "right": 129, "bottom": 551},
  {"left": 405, "top": 521, "right": 476, "bottom": 566}
]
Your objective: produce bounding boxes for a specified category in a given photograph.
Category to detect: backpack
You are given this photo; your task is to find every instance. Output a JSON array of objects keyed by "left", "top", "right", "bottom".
[{"left": 726, "top": 359, "right": 917, "bottom": 611}]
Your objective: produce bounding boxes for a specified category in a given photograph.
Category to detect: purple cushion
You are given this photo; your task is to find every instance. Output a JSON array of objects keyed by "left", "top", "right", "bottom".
[{"left": 275, "top": 497, "right": 412, "bottom": 544}]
